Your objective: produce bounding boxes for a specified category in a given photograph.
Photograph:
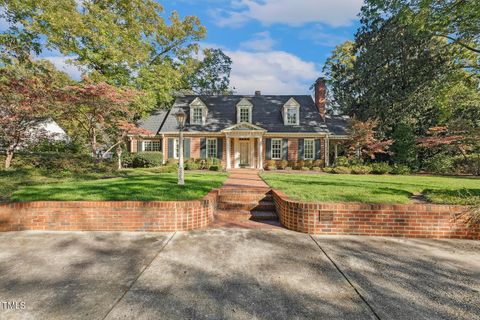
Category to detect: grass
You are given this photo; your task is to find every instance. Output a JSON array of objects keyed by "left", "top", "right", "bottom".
[
  {"left": 2, "top": 168, "right": 227, "bottom": 202},
  {"left": 261, "top": 173, "right": 480, "bottom": 205}
]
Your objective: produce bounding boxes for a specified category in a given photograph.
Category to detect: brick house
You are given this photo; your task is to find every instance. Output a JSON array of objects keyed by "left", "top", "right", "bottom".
[{"left": 129, "top": 78, "right": 348, "bottom": 169}]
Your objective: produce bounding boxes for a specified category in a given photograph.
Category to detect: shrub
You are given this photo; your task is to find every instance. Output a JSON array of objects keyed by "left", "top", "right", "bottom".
[
  {"left": 209, "top": 165, "right": 221, "bottom": 171},
  {"left": 334, "top": 156, "right": 350, "bottom": 167},
  {"left": 312, "top": 167, "right": 322, "bottom": 172},
  {"left": 295, "top": 160, "right": 305, "bottom": 170},
  {"left": 391, "top": 164, "right": 411, "bottom": 175},
  {"left": 322, "top": 167, "right": 334, "bottom": 173},
  {"left": 206, "top": 158, "right": 220, "bottom": 167},
  {"left": 301, "top": 167, "right": 310, "bottom": 171},
  {"left": 285, "top": 167, "right": 293, "bottom": 171},
  {"left": 265, "top": 160, "right": 277, "bottom": 171},
  {"left": 278, "top": 159, "right": 289, "bottom": 170},
  {"left": 313, "top": 160, "right": 324, "bottom": 168},
  {"left": 350, "top": 165, "right": 372, "bottom": 175},
  {"left": 305, "top": 160, "right": 313, "bottom": 169},
  {"left": 423, "top": 154, "right": 454, "bottom": 175},
  {"left": 121, "top": 152, "right": 135, "bottom": 168},
  {"left": 132, "top": 152, "right": 163, "bottom": 168},
  {"left": 452, "top": 155, "right": 480, "bottom": 176},
  {"left": 333, "top": 166, "right": 351, "bottom": 174},
  {"left": 288, "top": 160, "right": 296, "bottom": 169},
  {"left": 185, "top": 160, "right": 201, "bottom": 170},
  {"left": 155, "top": 164, "right": 177, "bottom": 173},
  {"left": 370, "top": 162, "right": 392, "bottom": 174}
]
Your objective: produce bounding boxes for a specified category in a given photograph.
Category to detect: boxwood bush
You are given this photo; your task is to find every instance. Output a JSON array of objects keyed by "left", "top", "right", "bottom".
[
  {"left": 350, "top": 165, "right": 372, "bottom": 175},
  {"left": 370, "top": 162, "right": 392, "bottom": 175},
  {"left": 132, "top": 152, "right": 163, "bottom": 168}
]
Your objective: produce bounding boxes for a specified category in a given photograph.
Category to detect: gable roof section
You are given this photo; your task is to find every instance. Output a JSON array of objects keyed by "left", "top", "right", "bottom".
[
  {"left": 158, "top": 95, "right": 330, "bottom": 133},
  {"left": 137, "top": 109, "right": 169, "bottom": 135}
]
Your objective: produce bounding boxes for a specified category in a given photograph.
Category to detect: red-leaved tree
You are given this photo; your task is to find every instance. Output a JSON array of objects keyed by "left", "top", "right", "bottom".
[
  {"left": 58, "top": 79, "right": 140, "bottom": 158},
  {"left": 345, "top": 118, "right": 394, "bottom": 160},
  {"left": 0, "top": 65, "right": 59, "bottom": 169}
]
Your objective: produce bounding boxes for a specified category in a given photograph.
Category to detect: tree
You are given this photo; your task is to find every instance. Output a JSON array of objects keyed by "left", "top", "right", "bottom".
[
  {"left": 186, "top": 48, "right": 233, "bottom": 95},
  {"left": 0, "top": 61, "right": 68, "bottom": 169},
  {"left": 322, "top": 41, "right": 357, "bottom": 115},
  {"left": 58, "top": 80, "right": 140, "bottom": 157},
  {"left": 1, "top": 0, "right": 206, "bottom": 107},
  {"left": 344, "top": 118, "right": 393, "bottom": 161},
  {"left": 391, "top": 123, "right": 418, "bottom": 167}
]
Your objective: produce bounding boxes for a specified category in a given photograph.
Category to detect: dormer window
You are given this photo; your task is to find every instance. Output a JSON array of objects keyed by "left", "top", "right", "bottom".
[
  {"left": 283, "top": 98, "right": 300, "bottom": 126},
  {"left": 192, "top": 107, "right": 203, "bottom": 124},
  {"left": 286, "top": 107, "right": 298, "bottom": 125},
  {"left": 236, "top": 98, "right": 253, "bottom": 123},
  {"left": 189, "top": 97, "right": 207, "bottom": 125}
]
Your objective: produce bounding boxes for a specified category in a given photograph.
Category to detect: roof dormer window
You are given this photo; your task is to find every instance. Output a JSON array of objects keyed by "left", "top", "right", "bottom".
[
  {"left": 189, "top": 98, "right": 207, "bottom": 125},
  {"left": 283, "top": 98, "right": 300, "bottom": 126},
  {"left": 236, "top": 98, "right": 253, "bottom": 123}
]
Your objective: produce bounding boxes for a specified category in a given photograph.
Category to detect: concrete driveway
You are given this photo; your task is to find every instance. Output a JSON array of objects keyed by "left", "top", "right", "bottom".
[{"left": 0, "top": 229, "right": 478, "bottom": 320}]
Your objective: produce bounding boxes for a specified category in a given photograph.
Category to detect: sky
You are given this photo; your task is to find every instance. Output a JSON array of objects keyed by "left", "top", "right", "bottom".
[{"left": 0, "top": 0, "right": 364, "bottom": 95}]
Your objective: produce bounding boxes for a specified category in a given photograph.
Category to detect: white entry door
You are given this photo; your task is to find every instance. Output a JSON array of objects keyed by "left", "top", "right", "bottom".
[{"left": 239, "top": 141, "right": 250, "bottom": 167}]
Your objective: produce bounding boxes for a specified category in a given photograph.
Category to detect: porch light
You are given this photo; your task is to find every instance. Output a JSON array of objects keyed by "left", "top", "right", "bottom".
[{"left": 175, "top": 110, "right": 186, "bottom": 129}]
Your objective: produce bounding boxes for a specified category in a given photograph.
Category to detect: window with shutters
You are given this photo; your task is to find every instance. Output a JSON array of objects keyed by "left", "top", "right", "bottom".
[
  {"left": 271, "top": 139, "right": 282, "bottom": 160},
  {"left": 143, "top": 140, "right": 161, "bottom": 152},
  {"left": 206, "top": 138, "right": 217, "bottom": 158},
  {"left": 304, "top": 139, "right": 315, "bottom": 160}
]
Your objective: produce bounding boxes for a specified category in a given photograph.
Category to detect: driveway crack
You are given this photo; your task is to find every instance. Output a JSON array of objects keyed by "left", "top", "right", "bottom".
[
  {"left": 309, "top": 235, "right": 381, "bottom": 320},
  {"left": 101, "top": 232, "right": 177, "bottom": 320}
]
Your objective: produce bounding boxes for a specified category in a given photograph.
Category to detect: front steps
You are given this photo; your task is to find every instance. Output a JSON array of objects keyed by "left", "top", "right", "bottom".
[{"left": 214, "top": 188, "right": 280, "bottom": 225}]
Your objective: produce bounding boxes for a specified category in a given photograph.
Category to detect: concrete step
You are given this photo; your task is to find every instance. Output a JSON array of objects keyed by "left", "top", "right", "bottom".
[
  {"left": 250, "top": 211, "right": 278, "bottom": 221},
  {"left": 253, "top": 200, "right": 276, "bottom": 212}
]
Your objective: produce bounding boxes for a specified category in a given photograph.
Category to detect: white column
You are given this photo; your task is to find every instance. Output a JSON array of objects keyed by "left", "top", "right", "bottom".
[
  {"left": 334, "top": 143, "right": 338, "bottom": 160},
  {"left": 325, "top": 136, "right": 330, "bottom": 167},
  {"left": 258, "top": 137, "right": 263, "bottom": 169},
  {"left": 226, "top": 137, "right": 231, "bottom": 170}
]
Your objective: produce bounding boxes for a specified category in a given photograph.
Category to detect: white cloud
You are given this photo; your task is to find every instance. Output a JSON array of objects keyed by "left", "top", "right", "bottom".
[
  {"left": 240, "top": 31, "right": 276, "bottom": 51},
  {"left": 216, "top": 0, "right": 363, "bottom": 27},
  {"left": 301, "top": 25, "right": 350, "bottom": 47},
  {"left": 225, "top": 49, "right": 321, "bottom": 95},
  {"left": 42, "top": 56, "right": 83, "bottom": 80}
]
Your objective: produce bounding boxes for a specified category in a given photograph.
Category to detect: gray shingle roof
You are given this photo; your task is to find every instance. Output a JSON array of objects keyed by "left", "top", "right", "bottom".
[
  {"left": 138, "top": 95, "right": 348, "bottom": 135},
  {"left": 137, "top": 109, "right": 168, "bottom": 135}
]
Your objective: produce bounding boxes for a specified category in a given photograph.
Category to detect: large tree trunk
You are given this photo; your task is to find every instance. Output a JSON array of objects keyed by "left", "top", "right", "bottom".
[
  {"left": 116, "top": 146, "right": 122, "bottom": 170},
  {"left": 4, "top": 150, "right": 14, "bottom": 169}
]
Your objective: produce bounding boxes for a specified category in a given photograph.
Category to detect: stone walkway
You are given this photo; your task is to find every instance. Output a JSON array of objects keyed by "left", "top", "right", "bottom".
[{"left": 220, "top": 169, "right": 269, "bottom": 189}]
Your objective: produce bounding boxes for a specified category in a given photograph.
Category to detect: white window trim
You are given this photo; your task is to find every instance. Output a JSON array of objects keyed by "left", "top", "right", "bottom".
[
  {"left": 191, "top": 107, "right": 203, "bottom": 125},
  {"left": 189, "top": 98, "right": 208, "bottom": 125},
  {"left": 304, "top": 139, "right": 315, "bottom": 160},
  {"left": 236, "top": 98, "right": 253, "bottom": 123},
  {"left": 173, "top": 138, "right": 179, "bottom": 159},
  {"left": 283, "top": 98, "right": 300, "bottom": 126},
  {"left": 206, "top": 138, "right": 218, "bottom": 159},
  {"left": 271, "top": 138, "right": 282, "bottom": 160}
]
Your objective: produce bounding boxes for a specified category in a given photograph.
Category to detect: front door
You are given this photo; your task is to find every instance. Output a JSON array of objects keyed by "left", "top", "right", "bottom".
[{"left": 239, "top": 141, "right": 250, "bottom": 167}]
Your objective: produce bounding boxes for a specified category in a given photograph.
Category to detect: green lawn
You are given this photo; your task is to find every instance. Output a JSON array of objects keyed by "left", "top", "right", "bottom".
[
  {"left": 2, "top": 169, "right": 227, "bottom": 202},
  {"left": 261, "top": 173, "right": 480, "bottom": 205}
]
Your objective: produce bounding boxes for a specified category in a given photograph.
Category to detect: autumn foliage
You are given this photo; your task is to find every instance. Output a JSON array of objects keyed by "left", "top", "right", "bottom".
[{"left": 345, "top": 118, "right": 394, "bottom": 160}]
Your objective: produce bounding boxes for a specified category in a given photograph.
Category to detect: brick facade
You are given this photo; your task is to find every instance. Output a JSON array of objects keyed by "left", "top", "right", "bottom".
[
  {"left": 0, "top": 190, "right": 218, "bottom": 232},
  {"left": 273, "top": 190, "right": 479, "bottom": 239}
]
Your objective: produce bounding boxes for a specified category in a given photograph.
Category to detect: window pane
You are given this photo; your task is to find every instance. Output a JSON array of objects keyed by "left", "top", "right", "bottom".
[
  {"left": 144, "top": 140, "right": 160, "bottom": 152},
  {"left": 271, "top": 139, "right": 282, "bottom": 160},
  {"left": 207, "top": 139, "right": 217, "bottom": 158},
  {"left": 304, "top": 140, "right": 314, "bottom": 160},
  {"left": 287, "top": 108, "right": 297, "bottom": 124},
  {"left": 240, "top": 107, "right": 250, "bottom": 122},
  {"left": 192, "top": 108, "right": 202, "bottom": 124}
]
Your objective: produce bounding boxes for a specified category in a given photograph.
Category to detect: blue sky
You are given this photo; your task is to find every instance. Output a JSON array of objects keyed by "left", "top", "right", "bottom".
[{"left": 1, "top": 1, "right": 363, "bottom": 95}]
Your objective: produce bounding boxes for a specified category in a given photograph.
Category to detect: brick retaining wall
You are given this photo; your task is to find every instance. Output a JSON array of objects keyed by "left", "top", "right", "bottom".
[
  {"left": 272, "top": 190, "right": 479, "bottom": 239},
  {"left": 0, "top": 190, "right": 218, "bottom": 232}
]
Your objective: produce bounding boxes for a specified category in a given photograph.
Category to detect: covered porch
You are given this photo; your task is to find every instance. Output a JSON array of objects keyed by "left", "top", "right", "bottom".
[{"left": 222, "top": 123, "right": 266, "bottom": 170}]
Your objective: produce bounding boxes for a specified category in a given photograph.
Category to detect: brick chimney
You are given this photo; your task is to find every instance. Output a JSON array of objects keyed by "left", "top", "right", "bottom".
[
  {"left": 255, "top": 90, "right": 261, "bottom": 96},
  {"left": 314, "top": 77, "right": 326, "bottom": 120}
]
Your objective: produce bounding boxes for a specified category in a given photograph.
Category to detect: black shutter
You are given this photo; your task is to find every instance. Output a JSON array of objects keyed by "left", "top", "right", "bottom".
[
  {"left": 282, "top": 138, "right": 288, "bottom": 160},
  {"left": 200, "top": 138, "right": 206, "bottom": 159},
  {"left": 315, "top": 139, "right": 321, "bottom": 160},
  {"left": 265, "top": 139, "right": 272, "bottom": 160},
  {"left": 217, "top": 138, "right": 223, "bottom": 160},
  {"left": 298, "top": 138, "right": 304, "bottom": 160},
  {"left": 184, "top": 138, "right": 191, "bottom": 159},
  {"left": 168, "top": 138, "right": 174, "bottom": 159}
]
